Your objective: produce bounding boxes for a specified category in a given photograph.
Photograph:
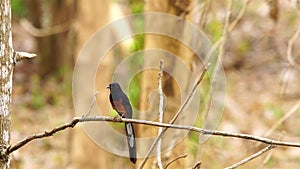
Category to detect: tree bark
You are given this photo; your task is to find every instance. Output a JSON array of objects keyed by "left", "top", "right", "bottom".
[
  {"left": 72, "top": 0, "right": 116, "bottom": 169},
  {"left": 138, "top": 0, "right": 195, "bottom": 168},
  {"left": 24, "top": 0, "right": 75, "bottom": 78},
  {"left": 0, "top": 0, "right": 13, "bottom": 168}
]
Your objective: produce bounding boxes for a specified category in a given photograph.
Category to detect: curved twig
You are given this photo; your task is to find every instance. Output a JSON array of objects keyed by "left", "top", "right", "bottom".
[
  {"left": 164, "top": 154, "right": 187, "bottom": 169},
  {"left": 287, "top": 22, "right": 300, "bottom": 70},
  {"left": 225, "top": 145, "right": 275, "bottom": 169}
]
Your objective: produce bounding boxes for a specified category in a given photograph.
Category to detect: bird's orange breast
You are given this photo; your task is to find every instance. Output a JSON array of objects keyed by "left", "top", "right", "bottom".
[{"left": 112, "top": 98, "right": 127, "bottom": 115}]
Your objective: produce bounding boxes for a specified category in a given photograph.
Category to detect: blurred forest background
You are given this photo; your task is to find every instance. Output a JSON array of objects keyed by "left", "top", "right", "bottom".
[{"left": 10, "top": 0, "right": 300, "bottom": 169}]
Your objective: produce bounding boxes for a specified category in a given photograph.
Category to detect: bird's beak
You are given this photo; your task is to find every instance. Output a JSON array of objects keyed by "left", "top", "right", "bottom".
[{"left": 106, "top": 86, "right": 110, "bottom": 89}]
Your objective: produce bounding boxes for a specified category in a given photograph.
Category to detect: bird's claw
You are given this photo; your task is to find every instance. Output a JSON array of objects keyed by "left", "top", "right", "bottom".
[{"left": 113, "top": 116, "right": 122, "bottom": 122}]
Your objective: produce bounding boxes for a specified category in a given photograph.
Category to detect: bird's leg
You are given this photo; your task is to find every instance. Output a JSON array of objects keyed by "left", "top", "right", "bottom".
[{"left": 113, "top": 115, "right": 123, "bottom": 122}]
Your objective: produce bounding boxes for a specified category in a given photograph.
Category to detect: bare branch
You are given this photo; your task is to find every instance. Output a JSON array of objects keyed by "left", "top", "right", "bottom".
[
  {"left": 287, "top": 22, "right": 300, "bottom": 70},
  {"left": 262, "top": 146, "right": 273, "bottom": 165},
  {"left": 228, "top": 0, "right": 252, "bottom": 32},
  {"left": 171, "top": 65, "right": 209, "bottom": 124},
  {"left": 82, "top": 91, "right": 99, "bottom": 117},
  {"left": 164, "top": 154, "right": 187, "bottom": 169},
  {"left": 225, "top": 145, "right": 275, "bottom": 169},
  {"left": 192, "top": 161, "right": 202, "bottom": 169},
  {"left": 7, "top": 118, "right": 79, "bottom": 154},
  {"left": 139, "top": 65, "right": 210, "bottom": 169},
  {"left": 264, "top": 102, "right": 300, "bottom": 137},
  {"left": 86, "top": 116, "right": 300, "bottom": 147},
  {"left": 7, "top": 115, "right": 300, "bottom": 156},
  {"left": 13, "top": 51, "right": 36, "bottom": 62},
  {"left": 157, "top": 60, "right": 164, "bottom": 169},
  {"left": 8, "top": 91, "right": 99, "bottom": 154},
  {"left": 218, "top": 0, "right": 233, "bottom": 62},
  {"left": 198, "top": 0, "right": 211, "bottom": 30},
  {"left": 20, "top": 19, "right": 72, "bottom": 37},
  {"left": 254, "top": 101, "right": 300, "bottom": 148},
  {"left": 206, "top": 0, "right": 252, "bottom": 61}
]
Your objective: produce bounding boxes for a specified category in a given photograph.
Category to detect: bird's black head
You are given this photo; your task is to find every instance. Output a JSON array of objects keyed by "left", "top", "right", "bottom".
[{"left": 107, "top": 82, "right": 121, "bottom": 91}]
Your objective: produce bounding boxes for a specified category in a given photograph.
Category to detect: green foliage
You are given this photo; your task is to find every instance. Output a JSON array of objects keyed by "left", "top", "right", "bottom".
[
  {"left": 54, "top": 154, "right": 63, "bottom": 166},
  {"left": 264, "top": 157, "right": 274, "bottom": 168},
  {"left": 30, "top": 75, "right": 46, "bottom": 110},
  {"left": 129, "top": 34, "right": 145, "bottom": 52},
  {"left": 108, "top": 110, "right": 125, "bottom": 129},
  {"left": 127, "top": 40, "right": 144, "bottom": 109},
  {"left": 129, "top": 0, "right": 144, "bottom": 14},
  {"left": 205, "top": 20, "right": 223, "bottom": 43},
  {"left": 199, "top": 75, "right": 211, "bottom": 112},
  {"left": 191, "top": 75, "right": 212, "bottom": 128},
  {"left": 12, "top": 0, "right": 27, "bottom": 17},
  {"left": 187, "top": 76, "right": 212, "bottom": 156},
  {"left": 129, "top": 0, "right": 145, "bottom": 59},
  {"left": 285, "top": 9, "right": 299, "bottom": 26},
  {"left": 187, "top": 131, "right": 200, "bottom": 156},
  {"left": 265, "top": 104, "right": 283, "bottom": 120},
  {"left": 31, "top": 91, "right": 47, "bottom": 110},
  {"left": 26, "top": 70, "right": 72, "bottom": 109},
  {"left": 129, "top": 73, "right": 142, "bottom": 109},
  {"left": 238, "top": 40, "right": 250, "bottom": 53},
  {"left": 54, "top": 65, "right": 72, "bottom": 94},
  {"left": 127, "top": 14, "right": 145, "bottom": 109},
  {"left": 130, "top": 13, "right": 145, "bottom": 51}
]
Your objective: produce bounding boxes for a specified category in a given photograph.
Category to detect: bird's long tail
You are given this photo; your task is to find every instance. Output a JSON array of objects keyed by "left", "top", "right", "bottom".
[{"left": 125, "top": 122, "right": 136, "bottom": 164}]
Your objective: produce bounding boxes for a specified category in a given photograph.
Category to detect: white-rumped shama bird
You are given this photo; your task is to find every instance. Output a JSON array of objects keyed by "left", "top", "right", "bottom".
[{"left": 107, "top": 83, "right": 136, "bottom": 164}]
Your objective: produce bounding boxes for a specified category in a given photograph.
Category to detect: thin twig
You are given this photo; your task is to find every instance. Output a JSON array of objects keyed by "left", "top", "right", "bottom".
[
  {"left": 20, "top": 19, "right": 72, "bottom": 37},
  {"left": 254, "top": 102, "right": 300, "bottom": 148},
  {"left": 228, "top": 0, "right": 252, "bottom": 32},
  {"left": 171, "top": 65, "right": 209, "bottom": 124},
  {"left": 199, "top": 0, "right": 251, "bottom": 32},
  {"left": 264, "top": 102, "right": 300, "bottom": 137},
  {"left": 262, "top": 146, "right": 273, "bottom": 165},
  {"left": 280, "top": 68, "right": 293, "bottom": 96},
  {"left": 192, "top": 161, "right": 202, "bottom": 169},
  {"left": 287, "top": 22, "right": 300, "bottom": 70},
  {"left": 225, "top": 145, "right": 275, "bottom": 169},
  {"left": 164, "top": 154, "right": 187, "bottom": 169},
  {"left": 157, "top": 60, "right": 164, "bottom": 169},
  {"left": 7, "top": 118, "right": 80, "bottom": 154},
  {"left": 198, "top": 0, "right": 211, "bottom": 30},
  {"left": 206, "top": 37, "right": 224, "bottom": 63},
  {"left": 7, "top": 115, "right": 300, "bottom": 155},
  {"left": 8, "top": 91, "right": 99, "bottom": 154},
  {"left": 218, "top": 0, "right": 233, "bottom": 62},
  {"left": 138, "top": 65, "right": 210, "bottom": 169},
  {"left": 13, "top": 51, "right": 37, "bottom": 62},
  {"left": 206, "top": 0, "right": 251, "bottom": 61},
  {"left": 82, "top": 91, "right": 99, "bottom": 117}
]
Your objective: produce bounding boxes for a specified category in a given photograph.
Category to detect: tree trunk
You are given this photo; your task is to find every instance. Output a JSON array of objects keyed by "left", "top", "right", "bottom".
[
  {"left": 72, "top": 0, "right": 115, "bottom": 169},
  {"left": 24, "top": 0, "right": 75, "bottom": 78},
  {"left": 0, "top": 0, "right": 13, "bottom": 168},
  {"left": 138, "top": 0, "right": 195, "bottom": 168}
]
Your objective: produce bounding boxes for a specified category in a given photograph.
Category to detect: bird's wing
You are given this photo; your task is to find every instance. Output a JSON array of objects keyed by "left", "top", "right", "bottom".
[
  {"left": 121, "top": 93, "right": 133, "bottom": 118},
  {"left": 111, "top": 97, "right": 128, "bottom": 117}
]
